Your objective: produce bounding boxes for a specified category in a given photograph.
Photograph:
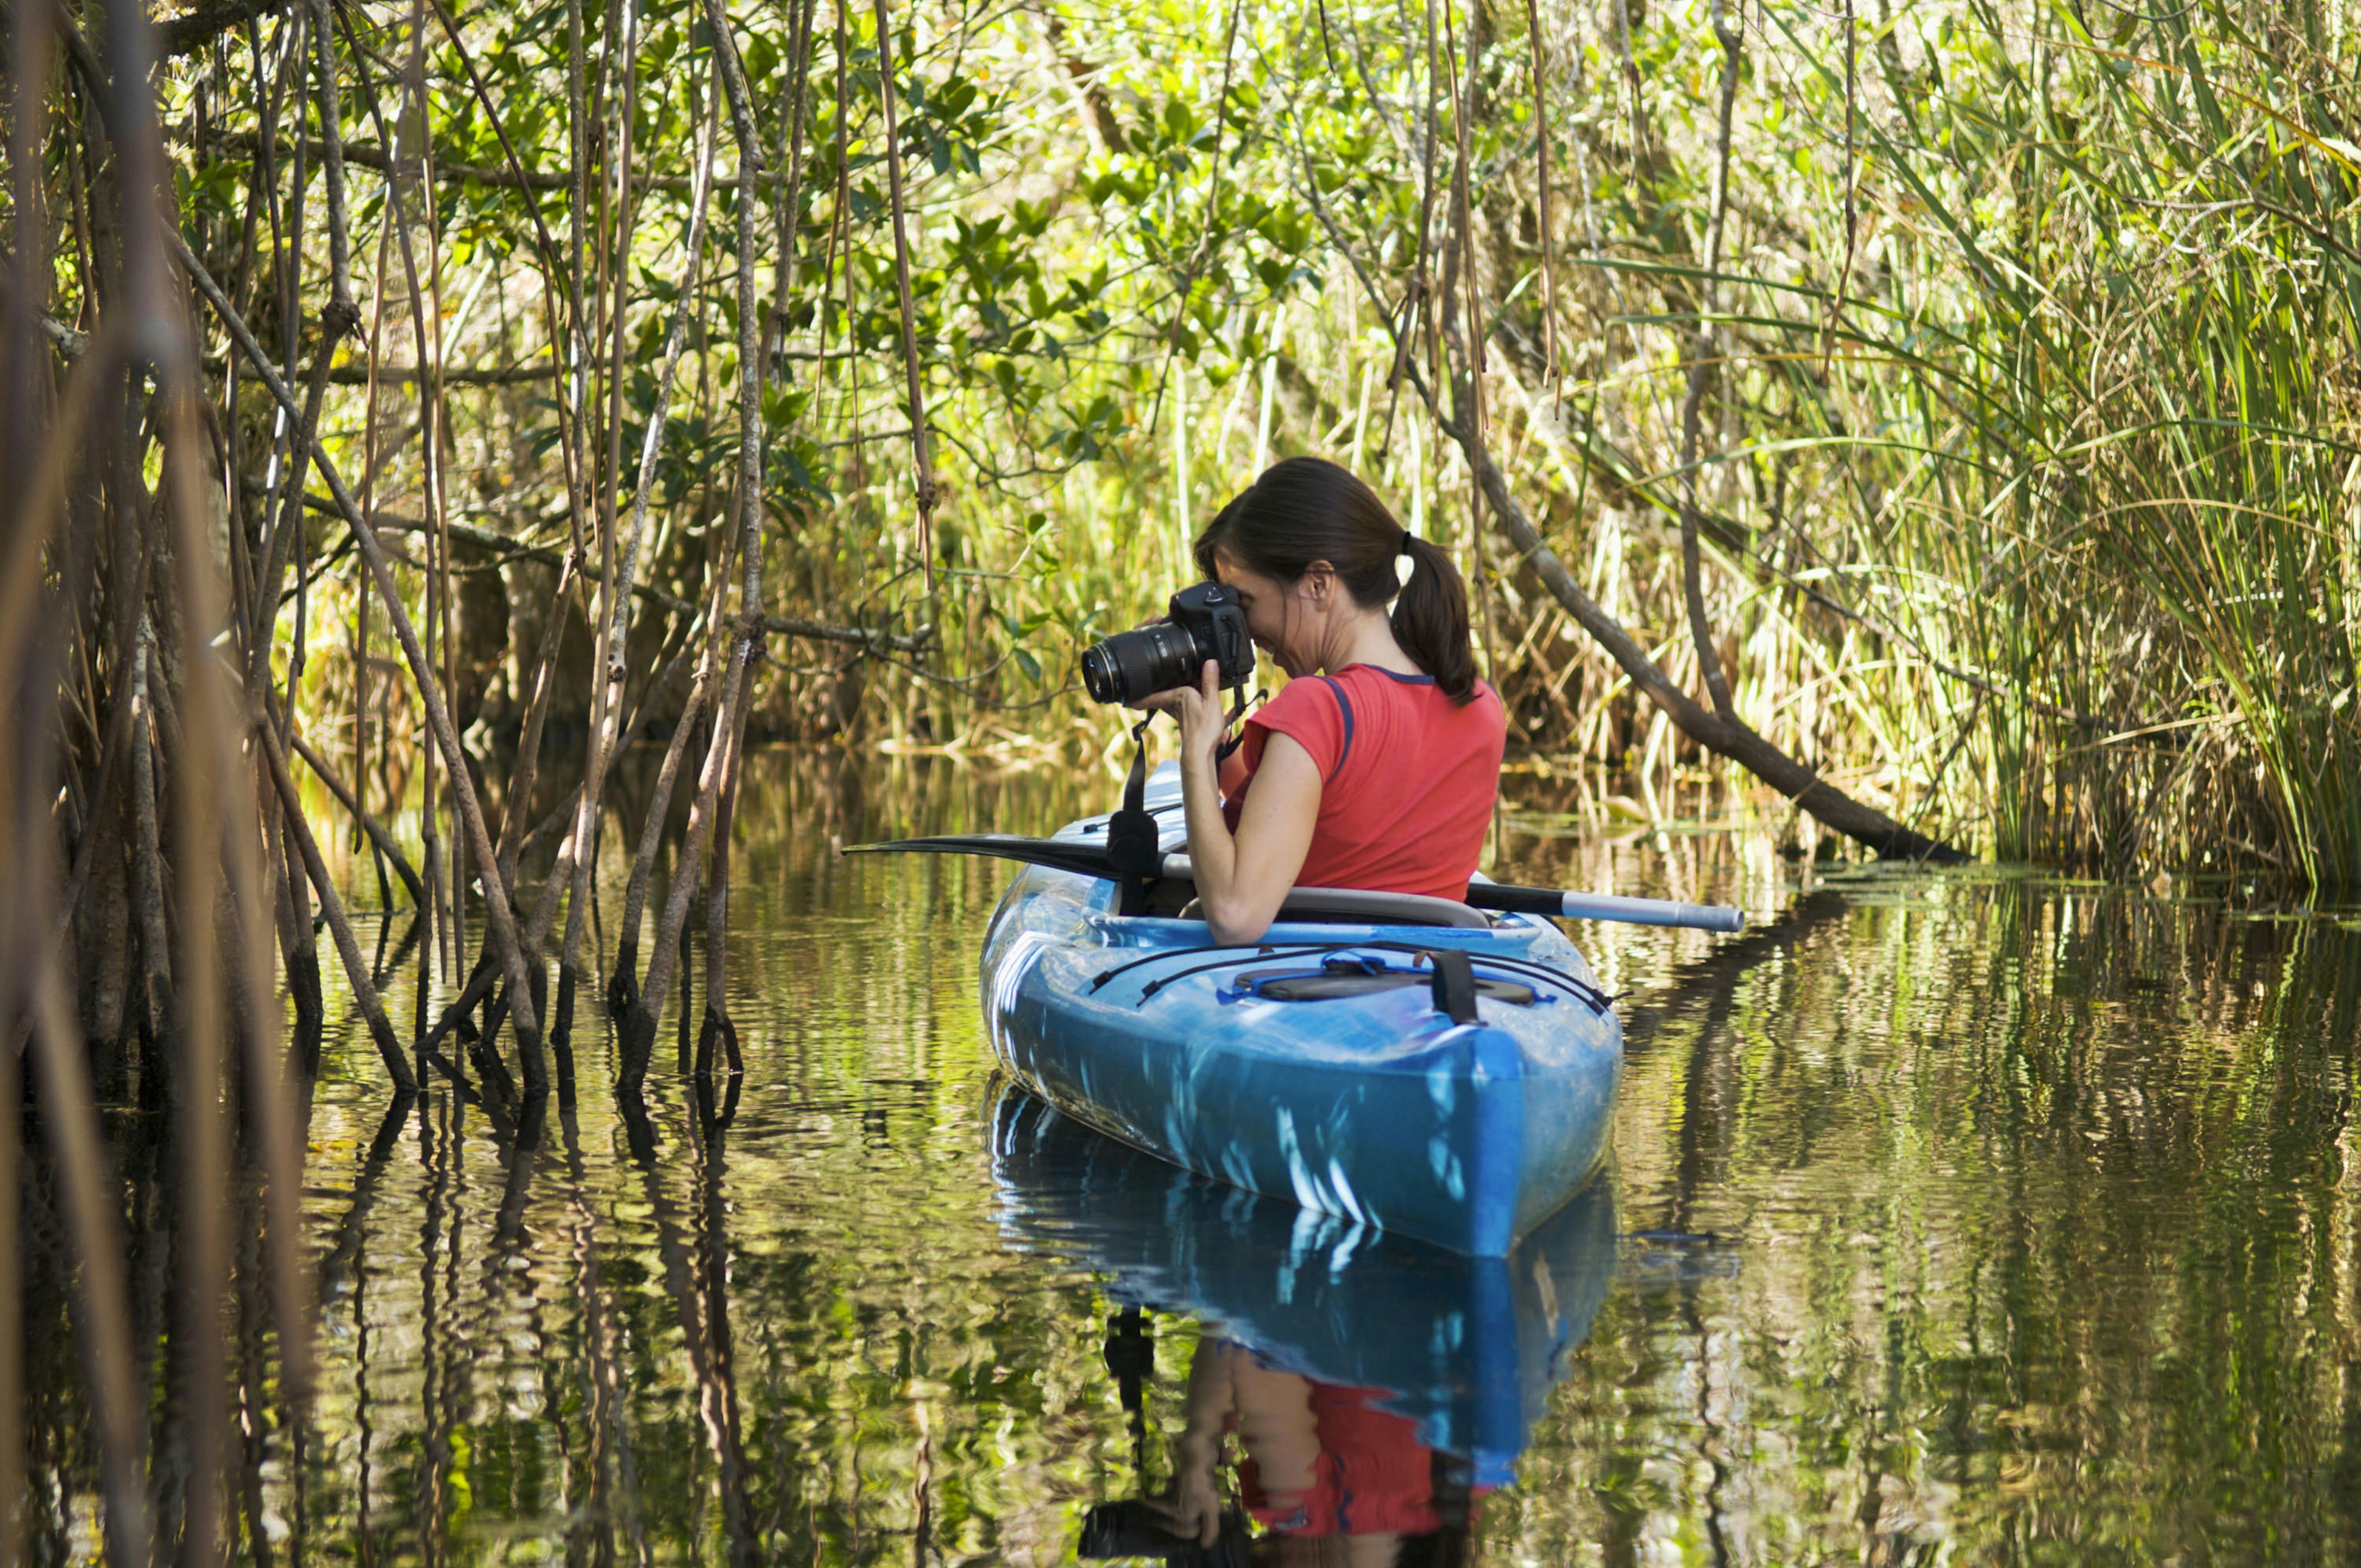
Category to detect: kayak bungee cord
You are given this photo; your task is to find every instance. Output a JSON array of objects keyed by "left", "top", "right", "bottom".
[
  {"left": 1089, "top": 939, "right": 1610, "bottom": 1007},
  {"left": 1145, "top": 947, "right": 1608, "bottom": 1015},
  {"left": 1090, "top": 939, "right": 1613, "bottom": 1016}
]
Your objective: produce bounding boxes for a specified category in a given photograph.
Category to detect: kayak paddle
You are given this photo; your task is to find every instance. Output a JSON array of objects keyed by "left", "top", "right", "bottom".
[{"left": 845, "top": 833, "right": 1745, "bottom": 933}]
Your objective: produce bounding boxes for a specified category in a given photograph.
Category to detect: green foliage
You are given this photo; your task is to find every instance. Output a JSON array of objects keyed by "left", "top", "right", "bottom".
[{"left": 138, "top": 0, "right": 2361, "bottom": 878}]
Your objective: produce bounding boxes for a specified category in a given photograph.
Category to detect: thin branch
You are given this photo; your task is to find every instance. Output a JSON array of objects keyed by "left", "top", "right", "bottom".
[
  {"left": 255, "top": 701, "right": 416, "bottom": 1090},
  {"left": 306, "top": 0, "right": 355, "bottom": 319},
  {"left": 1521, "top": 0, "right": 1559, "bottom": 404},
  {"left": 226, "top": 135, "right": 745, "bottom": 191},
  {"left": 1677, "top": 0, "right": 1743, "bottom": 722},
  {"left": 870, "top": 0, "right": 940, "bottom": 587}
]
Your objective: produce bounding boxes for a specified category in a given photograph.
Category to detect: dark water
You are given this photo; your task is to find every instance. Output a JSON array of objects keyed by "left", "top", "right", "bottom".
[{"left": 26, "top": 751, "right": 2361, "bottom": 1564}]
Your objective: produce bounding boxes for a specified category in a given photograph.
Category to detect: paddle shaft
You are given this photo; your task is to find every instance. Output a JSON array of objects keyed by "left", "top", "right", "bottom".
[
  {"left": 1463, "top": 883, "right": 1745, "bottom": 932},
  {"left": 1155, "top": 854, "right": 1744, "bottom": 932}
]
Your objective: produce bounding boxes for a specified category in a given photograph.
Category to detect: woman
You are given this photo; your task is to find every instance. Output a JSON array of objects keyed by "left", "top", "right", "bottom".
[{"left": 1147, "top": 457, "right": 1505, "bottom": 945}]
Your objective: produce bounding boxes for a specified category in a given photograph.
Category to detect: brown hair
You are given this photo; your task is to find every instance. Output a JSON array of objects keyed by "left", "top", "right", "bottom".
[{"left": 1192, "top": 457, "right": 1481, "bottom": 704}]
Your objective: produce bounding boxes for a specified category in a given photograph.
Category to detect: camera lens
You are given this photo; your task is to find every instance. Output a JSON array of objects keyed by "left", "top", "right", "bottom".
[
  {"left": 1078, "top": 621, "right": 1207, "bottom": 704},
  {"left": 1078, "top": 643, "right": 1122, "bottom": 703}
]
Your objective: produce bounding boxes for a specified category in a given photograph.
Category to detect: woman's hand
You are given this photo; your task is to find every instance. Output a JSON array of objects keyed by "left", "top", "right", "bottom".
[
  {"left": 1145, "top": 1471, "right": 1226, "bottom": 1548},
  {"left": 1132, "top": 660, "right": 1226, "bottom": 765}
]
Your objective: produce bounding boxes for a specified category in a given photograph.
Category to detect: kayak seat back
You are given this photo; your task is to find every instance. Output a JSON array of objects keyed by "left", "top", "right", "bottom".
[
  {"left": 1172, "top": 884, "right": 1495, "bottom": 929},
  {"left": 1240, "top": 965, "right": 1541, "bottom": 1006}
]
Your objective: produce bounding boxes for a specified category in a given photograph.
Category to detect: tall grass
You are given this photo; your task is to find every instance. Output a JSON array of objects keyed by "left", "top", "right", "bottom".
[
  {"left": 1777, "top": 0, "right": 2361, "bottom": 881},
  {"left": 1407, "top": 0, "right": 2361, "bottom": 881}
]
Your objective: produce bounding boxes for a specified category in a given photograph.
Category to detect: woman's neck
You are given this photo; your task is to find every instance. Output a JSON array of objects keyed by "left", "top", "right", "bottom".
[{"left": 1316, "top": 606, "right": 1421, "bottom": 678}]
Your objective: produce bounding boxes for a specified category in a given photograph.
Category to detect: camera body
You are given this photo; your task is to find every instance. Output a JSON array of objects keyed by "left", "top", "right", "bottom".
[{"left": 1080, "top": 582, "right": 1256, "bottom": 706}]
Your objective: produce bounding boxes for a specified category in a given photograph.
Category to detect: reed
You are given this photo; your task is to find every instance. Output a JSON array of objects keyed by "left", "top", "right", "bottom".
[{"left": 1748, "top": 0, "right": 2361, "bottom": 881}]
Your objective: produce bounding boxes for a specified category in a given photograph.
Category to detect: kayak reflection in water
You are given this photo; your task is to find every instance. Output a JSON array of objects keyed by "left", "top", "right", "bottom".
[{"left": 1148, "top": 1338, "right": 1478, "bottom": 1567}]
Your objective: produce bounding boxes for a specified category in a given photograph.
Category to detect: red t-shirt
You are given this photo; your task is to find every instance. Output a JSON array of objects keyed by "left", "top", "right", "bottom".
[{"left": 1219, "top": 663, "right": 1506, "bottom": 902}]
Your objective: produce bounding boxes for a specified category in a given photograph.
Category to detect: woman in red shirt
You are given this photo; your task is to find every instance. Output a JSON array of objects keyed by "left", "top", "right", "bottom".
[{"left": 1145, "top": 457, "right": 1506, "bottom": 944}]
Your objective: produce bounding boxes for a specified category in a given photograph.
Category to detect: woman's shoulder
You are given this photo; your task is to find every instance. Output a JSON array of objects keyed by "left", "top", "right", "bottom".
[
  {"left": 1335, "top": 664, "right": 1505, "bottom": 722},
  {"left": 1251, "top": 673, "right": 1349, "bottom": 727},
  {"left": 1241, "top": 675, "right": 1355, "bottom": 780},
  {"left": 1252, "top": 666, "right": 1502, "bottom": 743}
]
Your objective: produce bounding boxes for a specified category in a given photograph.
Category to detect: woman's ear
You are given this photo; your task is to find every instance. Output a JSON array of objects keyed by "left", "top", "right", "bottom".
[{"left": 1301, "top": 561, "right": 1337, "bottom": 604}]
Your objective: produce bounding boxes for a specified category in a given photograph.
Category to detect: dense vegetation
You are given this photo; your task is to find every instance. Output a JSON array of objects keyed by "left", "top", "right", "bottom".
[
  {"left": 16, "top": 0, "right": 2359, "bottom": 889},
  {"left": 2, "top": 0, "right": 2359, "bottom": 1554}
]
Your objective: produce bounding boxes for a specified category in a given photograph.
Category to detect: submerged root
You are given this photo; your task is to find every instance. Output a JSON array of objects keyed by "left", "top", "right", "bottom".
[
  {"left": 607, "top": 942, "right": 640, "bottom": 1018},
  {"left": 287, "top": 948, "right": 325, "bottom": 1061},
  {"left": 551, "top": 966, "right": 580, "bottom": 1092},
  {"left": 472, "top": 990, "right": 524, "bottom": 1109},
  {"left": 617, "top": 1004, "right": 659, "bottom": 1089},
  {"left": 694, "top": 1004, "right": 740, "bottom": 1079}
]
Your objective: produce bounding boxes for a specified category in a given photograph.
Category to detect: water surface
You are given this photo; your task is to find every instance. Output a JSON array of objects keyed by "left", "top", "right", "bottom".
[{"left": 25, "top": 751, "right": 2361, "bottom": 1564}]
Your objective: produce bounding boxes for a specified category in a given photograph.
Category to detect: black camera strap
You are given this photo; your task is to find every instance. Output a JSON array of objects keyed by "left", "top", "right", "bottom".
[
  {"left": 1108, "top": 687, "right": 1251, "bottom": 916},
  {"left": 1106, "top": 713, "right": 1163, "bottom": 915},
  {"left": 1214, "top": 684, "right": 1256, "bottom": 763}
]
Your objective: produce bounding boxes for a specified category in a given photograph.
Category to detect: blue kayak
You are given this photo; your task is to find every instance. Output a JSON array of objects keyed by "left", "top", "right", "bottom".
[
  {"left": 978, "top": 763, "right": 1623, "bottom": 1256},
  {"left": 988, "top": 1085, "right": 1618, "bottom": 1486}
]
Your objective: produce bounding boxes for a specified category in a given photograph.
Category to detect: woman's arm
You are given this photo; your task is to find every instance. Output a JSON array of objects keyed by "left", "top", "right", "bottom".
[
  {"left": 1157, "top": 1341, "right": 1243, "bottom": 1545},
  {"left": 1160, "top": 661, "right": 1319, "bottom": 945}
]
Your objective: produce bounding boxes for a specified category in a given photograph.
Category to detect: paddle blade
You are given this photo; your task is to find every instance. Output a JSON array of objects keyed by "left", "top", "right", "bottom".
[{"left": 842, "top": 833, "right": 1121, "bottom": 881}]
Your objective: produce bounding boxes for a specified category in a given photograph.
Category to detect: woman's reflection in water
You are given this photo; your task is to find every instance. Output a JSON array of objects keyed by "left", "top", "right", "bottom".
[{"left": 1157, "top": 1339, "right": 1476, "bottom": 1567}]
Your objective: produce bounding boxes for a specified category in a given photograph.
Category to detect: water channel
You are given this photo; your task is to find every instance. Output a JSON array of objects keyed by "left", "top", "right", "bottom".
[{"left": 25, "top": 750, "right": 2361, "bottom": 1564}]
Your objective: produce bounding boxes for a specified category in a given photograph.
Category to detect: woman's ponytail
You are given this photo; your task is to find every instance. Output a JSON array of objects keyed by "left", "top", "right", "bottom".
[
  {"left": 1195, "top": 455, "right": 1483, "bottom": 704},
  {"left": 1391, "top": 534, "right": 1480, "bottom": 705}
]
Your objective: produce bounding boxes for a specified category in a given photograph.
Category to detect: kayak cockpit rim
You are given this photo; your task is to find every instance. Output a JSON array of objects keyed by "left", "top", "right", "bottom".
[{"left": 1078, "top": 932, "right": 1616, "bottom": 1015}]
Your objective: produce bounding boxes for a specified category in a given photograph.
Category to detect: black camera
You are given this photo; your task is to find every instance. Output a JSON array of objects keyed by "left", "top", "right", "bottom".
[{"left": 1080, "top": 583, "right": 1255, "bottom": 705}]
